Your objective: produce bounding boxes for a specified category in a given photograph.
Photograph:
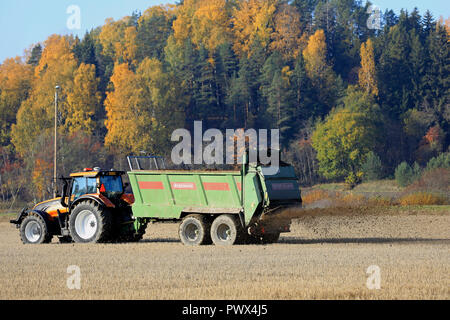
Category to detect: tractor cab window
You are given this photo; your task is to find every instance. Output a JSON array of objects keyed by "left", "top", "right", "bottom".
[
  {"left": 86, "top": 178, "right": 97, "bottom": 194},
  {"left": 99, "top": 175, "right": 123, "bottom": 196},
  {"left": 72, "top": 178, "right": 87, "bottom": 200},
  {"left": 72, "top": 177, "right": 97, "bottom": 200}
]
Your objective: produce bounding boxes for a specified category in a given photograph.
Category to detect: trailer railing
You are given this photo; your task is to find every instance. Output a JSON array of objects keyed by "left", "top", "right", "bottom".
[{"left": 127, "top": 156, "right": 167, "bottom": 171}]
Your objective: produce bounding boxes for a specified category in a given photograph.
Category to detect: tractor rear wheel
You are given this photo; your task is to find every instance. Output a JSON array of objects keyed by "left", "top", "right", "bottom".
[
  {"left": 69, "top": 201, "right": 112, "bottom": 243},
  {"left": 179, "top": 215, "right": 211, "bottom": 246},
  {"left": 20, "top": 213, "right": 53, "bottom": 244},
  {"left": 210, "top": 215, "right": 240, "bottom": 246}
]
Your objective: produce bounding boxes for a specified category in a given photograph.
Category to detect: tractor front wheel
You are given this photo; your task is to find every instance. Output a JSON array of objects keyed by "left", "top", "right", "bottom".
[
  {"left": 19, "top": 213, "right": 53, "bottom": 244},
  {"left": 69, "top": 201, "right": 112, "bottom": 243}
]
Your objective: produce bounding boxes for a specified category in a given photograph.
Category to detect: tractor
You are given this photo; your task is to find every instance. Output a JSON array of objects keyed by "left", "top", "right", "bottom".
[{"left": 10, "top": 168, "right": 146, "bottom": 244}]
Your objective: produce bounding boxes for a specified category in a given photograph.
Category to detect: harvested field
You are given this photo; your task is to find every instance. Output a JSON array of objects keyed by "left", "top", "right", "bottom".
[{"left": 0, "top": 206, "right": 449, "bottom": 300}]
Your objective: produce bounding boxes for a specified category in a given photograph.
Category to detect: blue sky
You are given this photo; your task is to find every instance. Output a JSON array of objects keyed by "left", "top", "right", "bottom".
[{"left": 0, "top": 0, "right": 448, "bottom": 62}]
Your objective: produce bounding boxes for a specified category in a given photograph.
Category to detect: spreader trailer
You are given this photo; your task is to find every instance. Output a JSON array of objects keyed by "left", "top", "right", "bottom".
[{"left": 128, "top": 155, "right": 302, "bottom": 246}]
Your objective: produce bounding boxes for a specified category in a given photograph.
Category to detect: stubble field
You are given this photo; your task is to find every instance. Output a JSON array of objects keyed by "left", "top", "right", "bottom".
[{"left": 0, "top": 206, "right": 449, "bottom": 300}]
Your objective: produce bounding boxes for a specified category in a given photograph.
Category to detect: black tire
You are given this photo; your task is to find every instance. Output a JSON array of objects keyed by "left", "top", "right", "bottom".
[
  {"left": 120, "top": 225, "right": 146, "bottom": 243},
  {"left": 179, "top": 214, "right": 211, "bottom": 246},
  {"left": 210, "top": 215, "right": 240, "bottom": 246},
  {"left": 115, "top": 211, "right": 147, "bottom": 243},
  {"left": 69, "top": 200, "right": 112, "bottom": 243},
  {"left": 127, "top": 223, "right": 147, "bottom": 243},
  {"left": 19, "top": 213, "right": 53, "bottom": 244},
  {"left": 128, "top": 233, "right": 144, "bottom": 243},
  {"left": 58, "top": 236, "right": 73, "bottom": 244}
]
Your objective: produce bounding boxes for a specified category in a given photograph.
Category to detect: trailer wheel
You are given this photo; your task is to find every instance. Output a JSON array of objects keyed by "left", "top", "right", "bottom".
[
  {"left": 179, "top": 215, "right": 211, "bottom": 246},
  {"left": 69, "top": 201, "right": 112, "bottom": 243},
  {"left": 210, "top": 215, "right": 240, "bottom": 246},
  {"left": 19, "top": 213, "right": 53, "bottom": 244}
]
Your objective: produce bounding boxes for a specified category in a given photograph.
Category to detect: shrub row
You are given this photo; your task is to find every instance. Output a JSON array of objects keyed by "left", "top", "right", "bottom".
[
  {"left": 302, "top": 190, "right": 448, "bottom": 207},
  {"left": 395, "top": 153, "right": 449, "bottom": 187}
]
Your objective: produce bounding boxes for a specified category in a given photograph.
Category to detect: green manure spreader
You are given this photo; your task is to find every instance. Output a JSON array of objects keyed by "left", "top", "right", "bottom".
[{"left": 128, "top": 156, "right": 302, "bottom": 246}]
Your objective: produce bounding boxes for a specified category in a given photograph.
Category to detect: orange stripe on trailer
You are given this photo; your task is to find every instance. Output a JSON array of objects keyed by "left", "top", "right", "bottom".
[
  {"left": 139, "top": 181, "right": 164, "bottom": 190},
  {"left": 203, "top": 182, "right": 230, "bottom": 191}
]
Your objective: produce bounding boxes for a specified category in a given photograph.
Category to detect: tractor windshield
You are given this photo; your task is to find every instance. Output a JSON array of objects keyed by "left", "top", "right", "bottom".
[
  {"left": 72, "top": 177, "right": 97, "bottom": 200},
  {"left": 100, "top": 175, "right": 123, "bottom": 196}
]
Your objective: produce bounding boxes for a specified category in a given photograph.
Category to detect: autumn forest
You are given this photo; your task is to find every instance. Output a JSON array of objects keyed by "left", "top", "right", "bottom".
[{"left": 0, "top": 0, "right": 449, "bottom": 203}]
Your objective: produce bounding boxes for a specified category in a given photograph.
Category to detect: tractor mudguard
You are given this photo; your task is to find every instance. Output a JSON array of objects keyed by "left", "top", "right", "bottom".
[
  {"left": 11, "top": 209, "right": 54, "bottom": 231},
  {"left": 31, "top": 210, "right": 52, "bottom": 225},
  {"left": 70, "top": 195, "right": 115, "bottom": 211}
]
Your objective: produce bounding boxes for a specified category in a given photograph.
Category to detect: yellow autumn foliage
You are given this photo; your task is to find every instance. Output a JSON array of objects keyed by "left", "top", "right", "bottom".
[
  {"left": 303, "top": 29, "right": 328, "bottom": 80},
  {"left": 12, "top": 35, "right": 77, "bottom": 156},
  {"left": 173, "top": 0, "right": 231, "bottom": 55},
  {"left": 66, "top": 63, "right": 102, "bottom": 135},
  {"left": 232, "top": 0, "right": 277, "bottom": 57},
  {"left": 270, "top": 3, "right": 302, "bottom": 59},
  {"left": 358, "top": 39, "right": 379, "bottom": 96}
]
